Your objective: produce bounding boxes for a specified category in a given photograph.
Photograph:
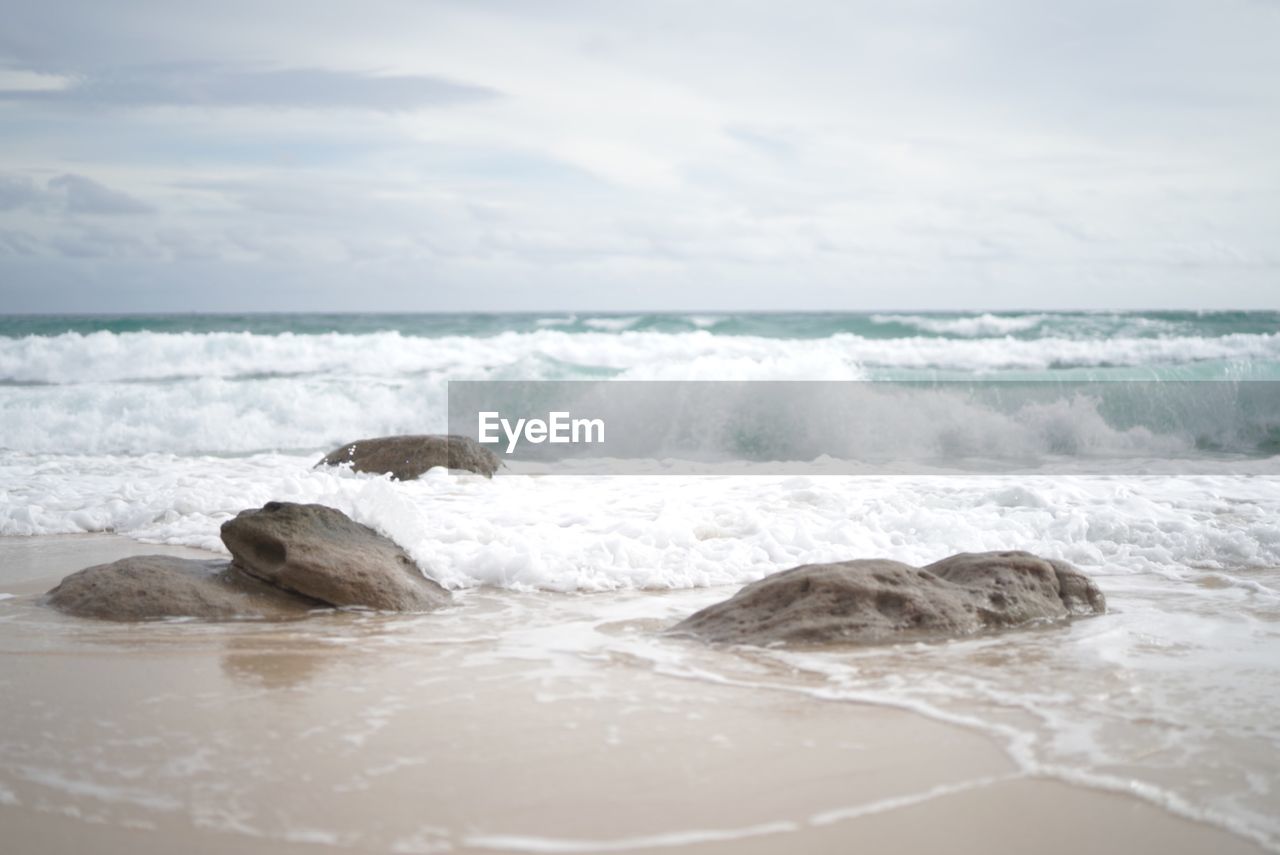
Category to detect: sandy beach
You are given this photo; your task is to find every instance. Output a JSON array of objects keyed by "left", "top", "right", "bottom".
[
  {"left": 0, "top": 534, "right": 1267, "bottom": 855},
  {"left": 5, "top": 0, "right": 1280, "bottom": 844}
]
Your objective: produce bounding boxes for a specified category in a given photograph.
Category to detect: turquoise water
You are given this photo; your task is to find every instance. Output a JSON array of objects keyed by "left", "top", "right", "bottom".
[
  {"left": 1, "top": 309, "right": 1277, "bottom": 340},
  {"left": 0, "top": 309, "right": 1276, "bottom": 456}
]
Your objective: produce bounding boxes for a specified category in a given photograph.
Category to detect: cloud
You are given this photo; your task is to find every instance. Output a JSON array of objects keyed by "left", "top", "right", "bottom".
[
  {"left": 1, "top": 0, "right": 1278, "bottom": 310},
  {"left": 0, "top": 174, "right": 41, "bottom": 211},
  {"left": 0, "top": 63, "right": 499, "bottom": 112},
  {"left": 0, "top": 229, "right": 39, "bottom": 256},
  {"left": 48, "top": 225, "right": 157, "bottom": 258},
  {"left": 0, "top": 172, "right": 153, "bottom": 215},
  {"left": 0, "top": 68, "right": 75, "bottom": 92},
  {"left": 48, "top": 174, "right": 153, "bottom": 215}
]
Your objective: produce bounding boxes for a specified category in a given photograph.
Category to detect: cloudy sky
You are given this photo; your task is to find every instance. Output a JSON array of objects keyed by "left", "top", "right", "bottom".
[{"left": 1, "top": 0, "right": 1277, "bottom": 312}]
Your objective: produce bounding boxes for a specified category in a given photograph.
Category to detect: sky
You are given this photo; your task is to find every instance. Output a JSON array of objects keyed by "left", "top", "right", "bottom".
[{"left": 1, "top": 0, "right": 1278, "bottom": 312}]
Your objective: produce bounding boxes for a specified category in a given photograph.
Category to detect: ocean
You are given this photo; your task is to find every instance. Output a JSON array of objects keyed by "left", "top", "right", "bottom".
[{"left": 1, "top": 310, "right": 1279, "bottom": 848}]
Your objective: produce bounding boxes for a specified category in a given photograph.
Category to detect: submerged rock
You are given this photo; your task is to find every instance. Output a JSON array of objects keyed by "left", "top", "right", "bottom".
[
  {"left": 220, "top": 501, "right": 450, "bottom": 612},
  {"left": 46, "top": 555, "right": 320, "bottom": 621},
  {"left": 670, "top": 551, "right": 1105, "bottom": 646},
  {"left": 316, "top": 434, "right": 500, "bottom": 479}
]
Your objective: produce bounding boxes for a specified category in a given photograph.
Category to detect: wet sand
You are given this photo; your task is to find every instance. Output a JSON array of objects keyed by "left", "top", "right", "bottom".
[{"left": 0, "top": 534, "right": 1267, "bottom": 855}]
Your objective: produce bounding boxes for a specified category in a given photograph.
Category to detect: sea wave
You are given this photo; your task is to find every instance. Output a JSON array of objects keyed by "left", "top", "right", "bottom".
[
  {"left": 3, "top": 329, "right": 1280, "bottom": 385},
  {"left": 871, "top": 312, "right": 1050, "bottom": 336},
  {"left": 1, "top": 329, "right": 1278, "bottom": 455},
  {"left": 3, "top": 454, "right": 1278, "bottom": 591}
]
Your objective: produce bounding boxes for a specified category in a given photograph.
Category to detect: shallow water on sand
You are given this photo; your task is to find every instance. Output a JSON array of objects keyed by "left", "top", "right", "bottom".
[{"left": 1, "top": 530, "right": 1278, "bottom": 852}]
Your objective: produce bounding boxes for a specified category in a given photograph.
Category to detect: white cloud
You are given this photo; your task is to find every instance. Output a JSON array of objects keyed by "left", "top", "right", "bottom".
[
  {"left": 0, "top": 68, "right": 75, "bottom": 92},
  {"left": 0, "top": 0, "right": 1278, "bottom": 310}
]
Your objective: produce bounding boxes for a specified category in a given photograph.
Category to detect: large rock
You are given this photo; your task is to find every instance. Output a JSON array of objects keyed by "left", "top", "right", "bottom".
[
  {"left": 46, "top": 556, "right": 321, "bottom": 621},
  {"left": 220, "top": 501, "right": 450, "bottom": 612},
  {"left": 925, "top": 551, "right": 1106, "bottom": 618},
  {"left": 316, "top": 434, "right": 500, "bottom": 479},
  {"left": 670, "top": 551, "right": 1105, "bottom": 646}
]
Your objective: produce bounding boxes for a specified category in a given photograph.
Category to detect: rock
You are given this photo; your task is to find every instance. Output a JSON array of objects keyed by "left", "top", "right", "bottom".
[
  {"left": 670, "top": 551, "right": 1105, "bottom": 646},
  {"left": 924, "top": 551, "right": 1107, "bottom": 618},
  {"left": 46, "top": 555, "right": 321, "bottom": 621},
  {"left": 220, "top": 501, "right": 450, "bottom": 612},
  {"left": 316, "top": 434, "right": 500, "bottom": 479},
  {"left": 48, "top": 503, "right": 453, "bottom": 621}
]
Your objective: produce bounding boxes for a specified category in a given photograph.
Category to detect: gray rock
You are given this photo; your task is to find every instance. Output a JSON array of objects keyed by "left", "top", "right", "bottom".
[
  {"left": 46, "top": 555, "right": 321, "bottom": 621},
  {"left": 670, "top": 551, "right": 1105, "bottom": 646},
  {"left": 925, "top": 551, "right": 1107, "bottom": 619},
  {"left": 220, "top": 501, "right": 450, "bottom": 612},
  {"left": 316, "top": 434, "right": 500, "bottom": 479}
]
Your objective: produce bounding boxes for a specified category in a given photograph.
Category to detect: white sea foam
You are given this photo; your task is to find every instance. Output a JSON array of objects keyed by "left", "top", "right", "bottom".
[
  {"left": 1, "top": 329, "right": 1278, "bottom": 455},
  {"left": 581, "top": 317, "right": 642, "bottom": 332},
  {"left": 3, "top": 329, "right": 1279, "bottom": 386},
  {"left": 687, "top": 315, "right": 724, "bottom": 329},
  {"left": 870, "top": 312, "right": 1189, "bottom": 339},
  {"left": 464, "top": 820, "right": 799, "bottom": 852},
  {"left": 534, "top": 315, "right": 577, "bottom": 328},
  {"left": 871, "top": 313, "right": 1050, "bottom": 337},
  {"left": 4, "top": 451, "right": 1278, "bottom": 593}
]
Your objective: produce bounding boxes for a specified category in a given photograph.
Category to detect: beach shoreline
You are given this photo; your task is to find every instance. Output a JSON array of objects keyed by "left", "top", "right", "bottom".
[{"left": 0, "top": 533, "right": 1268, "bottom": 854}]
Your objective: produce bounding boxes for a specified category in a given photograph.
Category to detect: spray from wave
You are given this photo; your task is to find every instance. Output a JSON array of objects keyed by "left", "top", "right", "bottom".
[{"left": 1, "top": 327, "right": 1279, "bottom": 456}]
